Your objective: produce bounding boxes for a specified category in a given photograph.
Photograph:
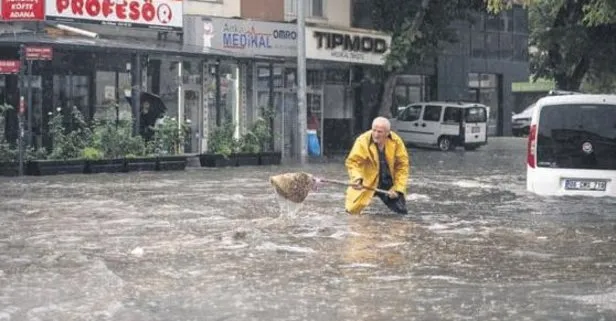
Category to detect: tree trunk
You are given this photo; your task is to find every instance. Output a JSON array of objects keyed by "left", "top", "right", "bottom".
[
  {"left": 554, "top": 55, "right": 589, "bottom": 91},
  {"left": 375, "top": 0, "right": 432, "bottom": 118},
  {"left": 377, "top": 73, "right": 397, "bottom": 118}
]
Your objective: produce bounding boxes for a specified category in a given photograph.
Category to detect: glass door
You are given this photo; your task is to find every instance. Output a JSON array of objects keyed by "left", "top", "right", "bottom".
[
  {"left": 182, "top": 87, "right": 201, "bottom": 153},
  {"left": 306, "top": 91, "right": 323, "bottom": 156}
]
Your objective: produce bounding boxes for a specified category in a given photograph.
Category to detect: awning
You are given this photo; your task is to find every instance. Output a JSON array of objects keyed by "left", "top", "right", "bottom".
[{"left": 0, "top": 31, "right": 283, "bottom": 62}]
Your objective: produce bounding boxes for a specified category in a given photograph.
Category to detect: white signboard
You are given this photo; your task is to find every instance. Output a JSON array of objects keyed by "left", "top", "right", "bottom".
[
  {"left": 305, "top": 26, "right": 391, "bottom": 65},
  {"left": 45, "top": 0, "right": 183, "bottom": 31},
  {"left": 183, "top": 16, "right": 297, "bottom": 57}
]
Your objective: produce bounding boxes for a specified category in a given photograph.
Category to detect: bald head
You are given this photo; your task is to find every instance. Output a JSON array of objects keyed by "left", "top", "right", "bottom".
[
  {"left": 372, "top": 116, "right": 391, "bottom": 131},
  {"left": 371, "top": 116, "right": 391, "bottom": 146}
]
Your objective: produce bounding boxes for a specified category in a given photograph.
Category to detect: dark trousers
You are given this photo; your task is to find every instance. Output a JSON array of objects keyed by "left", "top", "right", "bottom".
[{"left": 376, "top": 180, "right": 408, "bottom": 215}]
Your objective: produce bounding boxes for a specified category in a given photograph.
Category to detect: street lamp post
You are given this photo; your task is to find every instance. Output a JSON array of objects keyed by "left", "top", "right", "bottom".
[{"left": 296, "top": 0, "right": 308, "bottom": 165}]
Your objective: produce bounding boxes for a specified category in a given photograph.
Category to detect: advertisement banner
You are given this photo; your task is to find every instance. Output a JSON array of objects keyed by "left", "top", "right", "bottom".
[
  {"left": 1, "top": 0, "right": 45, "bottom": 21},
  {"left": 0, "top": 60, "right": 21, "bottom": 74},
  {"left": 45, "top": 0, "right": 183, "bottom": 31},
  {"left": 183, "top": 15, "right": 297, "bottom": 57},
  {"left": 305, "top": 26, "right": 391, "bottom": 65}
]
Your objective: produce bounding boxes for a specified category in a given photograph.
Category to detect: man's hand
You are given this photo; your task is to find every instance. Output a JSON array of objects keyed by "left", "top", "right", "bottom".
[
  {"left": 351, "top": 178, "right": 363, "bottom": 190},
  {"left": 387, "top": 189, "right": 399, "bottom": 199}
]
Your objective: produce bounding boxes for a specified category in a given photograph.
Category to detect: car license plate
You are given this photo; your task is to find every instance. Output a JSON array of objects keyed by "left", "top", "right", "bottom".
[
  {"left": 564, "top": 179, "right": 607, "bottom": 191},
  {"left": 471, "top": 126, "right": 480, "bottom": 133}
]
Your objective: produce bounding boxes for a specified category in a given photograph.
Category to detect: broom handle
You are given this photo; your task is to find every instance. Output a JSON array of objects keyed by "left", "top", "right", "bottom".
[{"left": 318, "top": 178, "right": 389, "bottom": 194}]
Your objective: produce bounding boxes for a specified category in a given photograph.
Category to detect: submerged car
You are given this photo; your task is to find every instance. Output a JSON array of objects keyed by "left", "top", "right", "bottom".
[{"left": 512, "top": 104, "right": 534, "bottom": 137}]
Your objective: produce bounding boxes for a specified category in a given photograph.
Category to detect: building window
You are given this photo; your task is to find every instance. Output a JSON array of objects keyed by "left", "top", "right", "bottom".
[
  {"left": 470, "top": 32, "right": 485, "bottom": 58},
  {"left": 285, "top": 0, "right": 324, "bottom": 18},
  {"left": 391, "top": 75, "right": 432, "bottom": 116},
  {"left": 485, "top": 31, "right": 499, "bottom": 59},
  {"left": 499, "top": 32, "right": 513, "bottom": 61},
  {"left": 513, "top": 34, "right": 528, "bottom": 61},
  {"left": 486, "top": 10, "right": 513, "bottom": 31},
  {"left": 468, "top": 73, "right": 501, "bottom": 136},
  {"left": 513, "top": 6, "right": 528, "bottom": 33}
]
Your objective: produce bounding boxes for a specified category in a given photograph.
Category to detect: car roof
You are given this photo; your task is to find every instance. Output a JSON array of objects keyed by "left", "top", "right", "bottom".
[
  {"left": 536, "top": 94, "right": 616, "bottom": 107},
  {"left": 404, "top": 101, "right": 489, "bottom": 108}
]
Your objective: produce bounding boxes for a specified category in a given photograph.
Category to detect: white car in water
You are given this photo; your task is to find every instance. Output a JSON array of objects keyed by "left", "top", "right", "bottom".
[
  {"left": 512, "top": 104, "right": 534, "bottom": 137},
  {"left": 526, "top": 93, "right": 616, "bottom": 197},
  {"left": 392, "top": 101, "right": 489, "bottom": 151}
]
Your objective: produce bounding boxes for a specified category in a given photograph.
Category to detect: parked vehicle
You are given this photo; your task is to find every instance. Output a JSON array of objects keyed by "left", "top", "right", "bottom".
[
  {"left": 526, "top": 93, "right": 616, "bottom": 197},
  {"left": 392, "top": 101, "right": 490, "bottom": 151},
  {"left": 512, "top": 103, "right": 534, "bottom": 137}
]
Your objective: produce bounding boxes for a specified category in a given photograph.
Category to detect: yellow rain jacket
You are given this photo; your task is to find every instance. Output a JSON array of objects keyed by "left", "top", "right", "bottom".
[{"left": 344, "top": 130, "right": 409, "bottom": 214}]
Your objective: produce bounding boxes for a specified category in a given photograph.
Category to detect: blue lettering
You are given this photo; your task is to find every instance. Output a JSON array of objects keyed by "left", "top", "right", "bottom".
[
  {"left": 221, "top": 32, "right": 274, "bottom": 49},
  {"left": 222, "top": 33, "right": 233, "bottom": 46},
  {"left": 259, "top": 36, "right": 269, "bottom": 48},
  {"left": 240, "top": 34, "right": 247, "bottom": 47}
]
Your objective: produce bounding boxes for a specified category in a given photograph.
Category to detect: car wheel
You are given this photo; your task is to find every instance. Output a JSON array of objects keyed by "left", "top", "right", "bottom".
[{"left": 438, "top": 136, "right": 452, "bottom": 151}]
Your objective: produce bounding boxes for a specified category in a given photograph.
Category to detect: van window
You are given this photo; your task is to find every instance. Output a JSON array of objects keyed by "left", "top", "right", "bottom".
[
  {"left": 537, "top": 104, "right": 616, "bottom": 170},
  {"left": 465, "top": 107, "right": 487, "bottom": 123},
  {"left": 423, "top": 105, "right": 442, "bottom": 122},
  {"left": 399, "top": 105, "right": 422, "bottom": 122},
  {"left": 443, "top": 107, "right": 462, "bottom": 123}
]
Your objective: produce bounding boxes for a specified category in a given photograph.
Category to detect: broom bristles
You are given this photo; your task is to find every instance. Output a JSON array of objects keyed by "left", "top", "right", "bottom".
[{"left": 269, "top": 172, "right": 316, "bottom": 203}]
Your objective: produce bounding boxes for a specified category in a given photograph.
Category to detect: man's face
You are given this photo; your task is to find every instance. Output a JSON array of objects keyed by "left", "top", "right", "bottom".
[{"left": 371, "top": 122, "right": 389, "bottom": 145}]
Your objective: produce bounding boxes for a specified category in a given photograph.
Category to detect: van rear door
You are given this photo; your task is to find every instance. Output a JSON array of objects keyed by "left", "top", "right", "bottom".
[
  {"left": 464, "top": 106, "right": 488, "bottom": 144},
  {"left": 536, "top": 104, "right": 616, "bottom": 170}
]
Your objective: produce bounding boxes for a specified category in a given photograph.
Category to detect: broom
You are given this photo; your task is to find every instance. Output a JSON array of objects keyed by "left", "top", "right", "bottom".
[{"left": 269, "top": 172, "right": 389, "bottom": 203}]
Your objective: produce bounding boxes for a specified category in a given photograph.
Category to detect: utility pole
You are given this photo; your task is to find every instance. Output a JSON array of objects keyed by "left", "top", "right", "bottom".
[{"left": 296, "top": 0, "right": 308, "bottom": 165}]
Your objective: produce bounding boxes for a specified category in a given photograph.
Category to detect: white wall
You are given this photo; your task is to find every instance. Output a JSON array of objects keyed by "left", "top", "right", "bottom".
[
  {"left": 185, "top": 0, "right": 241, "bottom": 17},
  {"left": 324, "top": 0, "right": 350, "bottom": 27},
  {"left": 284, "top": 0, "right": 351, "bottom": 27}
]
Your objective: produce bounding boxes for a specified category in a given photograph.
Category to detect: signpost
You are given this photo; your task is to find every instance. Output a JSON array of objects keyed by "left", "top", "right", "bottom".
[
  {"left": 296, "top": 0, "right": 308, "bottom": 165},
  {"left": 24, "top": 45, "right": 52, "bottom": 147},
  {"left": 18, "top": 96, "right": 25, "bottom": 176}
]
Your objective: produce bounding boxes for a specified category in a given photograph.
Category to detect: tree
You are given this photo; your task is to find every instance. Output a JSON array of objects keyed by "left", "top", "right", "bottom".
[
  {"left": 488, "top": 0, "right": 616, "bottom": 91},
  {"left": 368, "top": 0, "right": 488, "bottom": 118}
]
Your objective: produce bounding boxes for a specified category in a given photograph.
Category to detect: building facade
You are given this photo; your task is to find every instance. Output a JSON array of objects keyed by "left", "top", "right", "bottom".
[{"left": 183, "top": 0, "right": 393, "bottom": 157}]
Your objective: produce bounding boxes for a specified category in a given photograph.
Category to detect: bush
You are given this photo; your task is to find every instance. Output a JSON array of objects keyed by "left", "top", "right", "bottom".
[
  {"left": 91, "top": 120, "right": 146, "bottom": 159},
  {"left": 147, "top": 116, "right": 190, "bottom": 155}
]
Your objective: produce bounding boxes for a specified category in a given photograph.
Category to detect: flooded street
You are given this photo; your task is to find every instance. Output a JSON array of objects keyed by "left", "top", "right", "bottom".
[{"left": 1, "top": 137, "right": 616, "bottom": 320}]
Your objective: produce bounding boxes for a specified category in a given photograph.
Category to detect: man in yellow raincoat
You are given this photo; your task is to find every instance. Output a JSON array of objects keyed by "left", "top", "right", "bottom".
[{"left": 345, "top": 116, "right": 409, "bottom": 215}]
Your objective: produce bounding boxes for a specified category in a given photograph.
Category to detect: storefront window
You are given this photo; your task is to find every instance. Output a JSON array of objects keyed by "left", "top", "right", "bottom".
[
  {"left": 53, "top": 74, "right": 90, "bottom": 120},
  {"left": 219, "top": 61, "right": 240, "bottom": 138},
  {"left": 94, "top": 71, "right": 131, "bottom": 122},
  {"left": 158, "top": 60, "right": 180, "bottom": 121}
]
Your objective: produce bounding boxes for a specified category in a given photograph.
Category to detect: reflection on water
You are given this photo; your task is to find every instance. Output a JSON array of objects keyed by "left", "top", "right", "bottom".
[{"left": 0, "top": 138, "right": 615, "bottom": 320}]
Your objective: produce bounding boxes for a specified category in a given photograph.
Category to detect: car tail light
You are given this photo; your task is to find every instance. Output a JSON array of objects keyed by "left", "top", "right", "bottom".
[{"left": 527, "top": 124, "right": 537, "bottom": 168}]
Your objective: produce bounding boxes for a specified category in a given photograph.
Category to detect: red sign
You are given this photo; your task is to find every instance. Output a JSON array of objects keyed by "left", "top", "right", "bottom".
[
  {"left": 25, "top": 46, "right": 53, "bottom": 60},
  {"left": 1, "top": 0, "right": 45, "bottom": 20},
  {"left": 0, "top": 60, "right": 20, "bottom": 74},
  {"left": 45, "top": 0, "right": 183, "bottom": 31}
]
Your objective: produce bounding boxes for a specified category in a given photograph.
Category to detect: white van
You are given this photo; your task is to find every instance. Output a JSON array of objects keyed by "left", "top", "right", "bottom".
[
  {"left": 392, "top": 101, "right": 490, "bottom": 151},
  {"left": 526, "top": 93, "right": 616, "bottom": 197}
]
